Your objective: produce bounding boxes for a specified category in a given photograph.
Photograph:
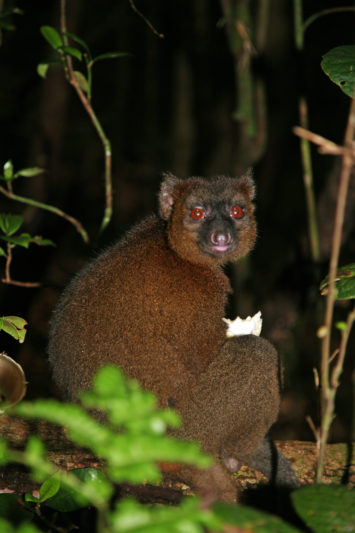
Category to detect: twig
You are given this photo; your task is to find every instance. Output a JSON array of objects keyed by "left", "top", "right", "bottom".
[
  {"left": 293, "top": 126, "right": 355, "bottom": 158},
  {"left": 128, "top": 0, "right": 165, "bottom": 39},
  {"left": 2, "top": 243, "right": 40, "bottom": 288},
  {"left": 0, "top": 185, "right": 89, "bottom": 243},
  {"left": 60, "top": 0, "right": 113, "bottom": 232},
  {"left": 303, "top": 7, "right": 355, "bottom": 33}
]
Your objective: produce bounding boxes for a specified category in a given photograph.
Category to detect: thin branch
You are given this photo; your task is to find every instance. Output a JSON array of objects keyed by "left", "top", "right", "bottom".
[
  {"left": 293, "top": 126, "right": 355, "bottom": 158},
  {"left": 0, "top": 185, "right": 89, "bottom": 243},
  {"left": 60, "top": 0, "right": 113, "bottom": 232},
  {"left": 1, "top": 243, "right": 40, "bottom": 288},
  {"left": 128, "top": 0, "right": 165, "bottom": 39}
]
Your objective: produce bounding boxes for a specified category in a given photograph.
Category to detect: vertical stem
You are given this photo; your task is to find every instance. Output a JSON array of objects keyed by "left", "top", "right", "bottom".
[
  {"left": 293, "top": 0, "right": 320, "bottom": 263},
  {"left": 317, "top": 96, "right": 355, "bottom": 482}
]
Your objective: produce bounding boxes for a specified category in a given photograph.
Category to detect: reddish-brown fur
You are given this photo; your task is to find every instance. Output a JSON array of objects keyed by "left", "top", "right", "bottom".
[{"left": 48, "top": 173, "right": 298, "bottom": 500}]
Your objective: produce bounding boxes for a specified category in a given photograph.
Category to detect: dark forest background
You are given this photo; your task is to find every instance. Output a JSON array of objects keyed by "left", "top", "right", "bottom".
[{"left": 0, "top": 0, "right": 354, "bottom": 443}]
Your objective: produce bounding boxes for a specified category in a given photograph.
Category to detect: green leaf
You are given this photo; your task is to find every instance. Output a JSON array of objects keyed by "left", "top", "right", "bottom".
[
  {"left": 0, "top": 233, "right": 54, "bottom": 249},
  {"left": 0, "top": 246, "right": 7, "bottom": 257},
  {"left": 90, "top": 51, "right": 131, "bottom": 66},
  {"left": 214, "top": 502, "right": 301, "bottom": 532},
  {"left": 37, "top": 63, "right": 50, "bottom": 78},
  {"left": 0, "top": 214, "right": 23, "bottom": 236},
  {"left": 73, "top": 71, "right": 89, "bottom": 94},
  {"left": 321, "top": 45, "right": 355, "bottom": 99},
  {"left": 292, "top": 485, "right": 355, "bottom": 533},
  {"left": 39, "top": 473, "right": 61, "bottom": 502},
  {"left": 0, "top": 21, "right": 15, "bottom": 31},
  {"left": 60, "top": 46, "right": 82, "bottom": 61},
  {"left": 335, "top": 321, "right": 347, "bottom": 331},
  {"left": 320, "top": 263, "right": 355, "bottom": 300},
  {"left": 40, "top": 25, "right": 63, "bottom": 50},
  {"left": 3, "top": 160, "right": 13, "bottom": 181},
  {"left": 0, "top": 316, "right": 28, "bottom": 343},
  {"left": 14, "top": 167, "right": 45, "bottom": 178}
]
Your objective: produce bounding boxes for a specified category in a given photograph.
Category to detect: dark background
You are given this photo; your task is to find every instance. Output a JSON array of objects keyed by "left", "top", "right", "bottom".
[{"left": 0, "top": 0, "right": 354, "bottom": 443}]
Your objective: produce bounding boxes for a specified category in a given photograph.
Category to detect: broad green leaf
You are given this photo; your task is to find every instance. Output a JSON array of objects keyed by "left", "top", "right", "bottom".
[
  {"left": 73, "top": 71, "right": 89, "bottom": 94},
  {"left": 64, "top": 32, "right": 91, "bottom": 57},
  {"left": 40, "top": 25, "right": 63, "bottom": 50},
  {"left": 14, "top": 167, "right": 44, "bottom": 178},
  {"left": 37, "top": 63, "right": 50, "bottom": 78},
  {"left": 45, "top": 468, "right": 110, "bottom": 511},
  {"left": 214, "top": 502, "right": 301, "bottom": 532},
  {"left": 90, "top": 51, "right": 131, "bottom": 66},
  {"left": 0, "top": 214, "right": 23, "bottom": 236},
  {"left": 321, "top": 45, "right": 355, "bottom": 99},
  {"left": 320, "top": 263, "right": 355, "bottom": 300},
  {"left": 60, "top": 45, "right": 82, "bottom": 61},
  {"left": 292, "top": 485, "right": 355, "bottom": 533},
  {"left": 3, "top": 160, "right": 13, "bottom": 181}
]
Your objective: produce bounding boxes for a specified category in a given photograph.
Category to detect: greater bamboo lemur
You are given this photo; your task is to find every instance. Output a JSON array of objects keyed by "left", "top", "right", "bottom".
[{"left": 48, "top": 172, "right": 299, "bottom": 501}]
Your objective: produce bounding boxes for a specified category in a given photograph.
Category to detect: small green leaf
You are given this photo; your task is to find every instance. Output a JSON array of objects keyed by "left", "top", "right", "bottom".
[
  {"left": 0, "top": 214, "right": 23, "bottom": 236},
  {"left": 0, "top": 247, "right": 6, "bottom": 257},
  {"left": 40, "top": 25, "right": 63, "bottom": 50},
  {"left": 73, "top": 71, "right": 89, "bottom": 94},
  {"left": 14, "top": 167, "right": 45, "bottom": 178},
  {"left": 335, "top": 321, "right": 347, "bottom": 331},
  {"left": 90, "top": 51, "right": 131, "bottom": 66},
  {"left": 3, "top": 160, "right": 13, "bottom": 181},
  {"left": 0, "top": 233, "right": 32, "bottom": 248},
  {"left": 60, "top": 46, "right": 82, "bottom": 61},
  {"left": 24, "top": 493, "right": 41, "bottom": 503},
  {"left": 0, "top": 316, "right": 27, "bottom": 343},
  {"left": 39, "top": 474, "right": 61, "bottom": 502},
  {"left": 37, "top": 63, "right": 50, "bottom": 78},
  {"left": 321, "top": 45, "right": 355, "bottom": 99}
]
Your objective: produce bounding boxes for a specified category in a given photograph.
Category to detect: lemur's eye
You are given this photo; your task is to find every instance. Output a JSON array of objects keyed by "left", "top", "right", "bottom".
[
  {"left": 231, "top": 205, "right": 244, "bottom": 219},
  {"left": 190, "top": 207, "right": 205, "bottom": 221}
]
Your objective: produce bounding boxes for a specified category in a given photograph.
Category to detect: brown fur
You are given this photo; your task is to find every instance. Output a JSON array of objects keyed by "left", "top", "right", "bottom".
[{"left": 48, "top": 173, "right": 299, "bottom": 500}]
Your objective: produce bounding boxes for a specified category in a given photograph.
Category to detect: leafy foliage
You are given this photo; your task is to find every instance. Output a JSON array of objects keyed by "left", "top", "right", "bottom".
[
  {"left": 321, "top": 45, "right": 355, "bottom": 99},
  {"left": 39, "top": 25, "right": 130, "bottom": 101}
]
